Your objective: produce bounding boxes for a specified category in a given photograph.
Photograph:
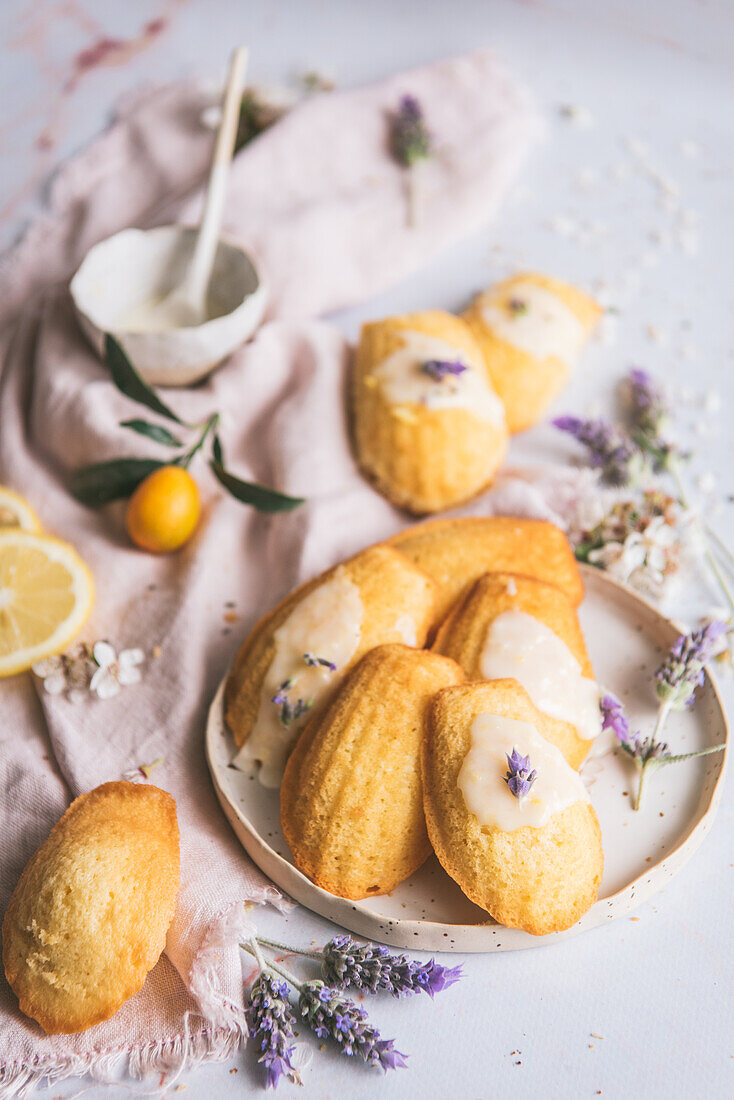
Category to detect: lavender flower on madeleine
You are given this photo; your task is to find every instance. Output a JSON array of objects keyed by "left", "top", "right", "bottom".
[
  {"left": 504, "top": 748, "right": 537, "bottom": 800},
  {"left": 303, "top": 652, "right": 337, "bottom": 672},
  {"left": 271, "top": 679, "right": 313, "bottom": 727},
  {"left": 389, "top": 94, "right": 431, "bottom": 167},
  {"left": 321, "top": 935, "right": 462, "bottom": 999},
  {"left": 419, "top": 359, "right": 468, "bottom": 382},
  {"left": 553, "top": 416, "right": 644, "bottom": 487},
  {"left": 420, "top": 359, "right": 468, "bottom": 382},
  {"left": 655, "top": 622, "right": 727, "bottom": 710},
  {"left": 246, "top": 972, "right": 301, "bottom": 1089},
  {"left": 299, "top": 981, "right": 407, "bottom": 1071}
]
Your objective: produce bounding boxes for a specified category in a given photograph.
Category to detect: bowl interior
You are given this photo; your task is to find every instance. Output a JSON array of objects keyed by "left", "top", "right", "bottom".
[{"left": 72, "top": 226, "right": 260, "bottom": 330}]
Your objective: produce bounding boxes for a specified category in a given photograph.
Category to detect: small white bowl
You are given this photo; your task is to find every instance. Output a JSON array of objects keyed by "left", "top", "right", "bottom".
[{"left": 70, "top": 225, "right": 267, "bottom": 387}]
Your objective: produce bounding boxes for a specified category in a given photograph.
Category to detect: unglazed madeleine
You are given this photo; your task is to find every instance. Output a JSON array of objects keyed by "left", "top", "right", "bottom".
[
  {"left": 423, "top": 680, "right": 603, "bottom": 935},
  {"left": 388, "top": 516, "right": 584, "bottom": 627},
  {"left": 433, "top": 571, "right": 598, "bottom": 768},
  {"left": 281, "top": 644, "right": 464, "bottom": 899},
  {"left": 463, "top": 273, "right": 602, "bottom": 433},
  {"left": 352, "top": 310, "right": 508, "bottom": 514},
  {"left": 226, "top": 545, "right": 437, "bottom": 786},
  {"left": 2, "top": 782, "right": 179, "bottom": 1034}
]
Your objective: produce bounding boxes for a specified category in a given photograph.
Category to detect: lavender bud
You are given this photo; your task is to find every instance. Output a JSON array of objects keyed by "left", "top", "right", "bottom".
[
  {"left": 420, "top": 359, "right": 468, "bottom": 382},
  {"left": 321, "top": 935, "right": 462, "bottom": 998},
  {"left": 504, "top": 748, "right": 537, "bottom": 800},
  {"left": 655, "top": 622, "right": 726, "bottom": 710},
  {"left": 299, "top": 980, "right": 407, "bottom": 1071},
  {"left": 246, "top": 972, "right": 301, "bottom": 1089},
  {"left": 389, "top": 94, "right": 431, "bottom": 167}
]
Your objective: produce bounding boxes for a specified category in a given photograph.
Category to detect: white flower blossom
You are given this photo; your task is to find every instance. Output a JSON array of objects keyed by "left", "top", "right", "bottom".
[{"left": 90, "top": 643, "right": 144, "bottom": 700}]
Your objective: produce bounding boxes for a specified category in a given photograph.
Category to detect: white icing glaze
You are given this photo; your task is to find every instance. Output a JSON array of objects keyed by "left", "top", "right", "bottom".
[
  {"left": 372, "top": 330, "right": 505, "bottom": 426},
  {"left": 479, "top": 610, "right": 602, "bottom": 741},
  {"left": 232, "top": 568, "right": 363, "bottom": 787},
  {"left": 458, "top": 714, "right": 590, "bottom": 831},
  {"left": 480, "top": 282, "right": 587, "bottom": 366}
]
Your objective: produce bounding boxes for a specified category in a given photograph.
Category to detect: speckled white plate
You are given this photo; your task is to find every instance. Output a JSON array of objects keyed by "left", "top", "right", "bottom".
[{"left": 206, "top": 565, "right": 728, "bottom": 952}]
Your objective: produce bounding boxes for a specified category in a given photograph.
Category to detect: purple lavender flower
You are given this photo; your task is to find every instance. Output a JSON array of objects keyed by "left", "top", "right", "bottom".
[
  {"left": 504, "top": 747, "right": 537, "bottom": 800},
  {"left": 655, "top": 622, "right": 727, "bottom": 710},
  {"left": 389, "top": 94, "right": 431, "bottom": 167},
  {"left": 321, "top": 935, "right": 462, "bottom": 999},
  {"left": 552, "top": 415, "right": 643, "bottom": 487},
  {"left": 507, "top": 297, "right": 529, "bottom": 315},
  {"left": 303, "top": 652, "right": 337, "bottom": 672},
  {"left": 600, "top": 694, "right": 639, "bottom": 748},
  {"left": 624, "top": 368, "right": 669, "bottom": 437},
  {"left": 420, "top": 359, "right": 468, "bottom": 382},
  {"left": 246, "top": 972, "right": 301, "bottom": 1089},
  {"left": 299, "top": 981, "right": 407, "bottom": 1071},
  {"left": 271, "top": 679, "right": 313, "bottom": 727}
]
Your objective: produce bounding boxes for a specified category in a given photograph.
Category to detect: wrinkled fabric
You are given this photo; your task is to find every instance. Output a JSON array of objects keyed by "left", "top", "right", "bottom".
[{"left": 0, "top": 50, "right": 539, "bottom": 1091}]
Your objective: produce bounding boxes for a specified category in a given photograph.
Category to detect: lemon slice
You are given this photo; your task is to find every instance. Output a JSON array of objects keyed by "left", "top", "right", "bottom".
[
  {"left": 0, "top": 532, "right": 94, "bottom": 676},
  {"left": 0, "top": 486, "right": 42, "bottom": 532}
]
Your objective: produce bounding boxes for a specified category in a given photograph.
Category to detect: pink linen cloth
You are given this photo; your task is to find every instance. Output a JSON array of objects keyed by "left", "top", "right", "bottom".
[{"left": 0, "top": 50, "right": 540, "bottom": 1094}]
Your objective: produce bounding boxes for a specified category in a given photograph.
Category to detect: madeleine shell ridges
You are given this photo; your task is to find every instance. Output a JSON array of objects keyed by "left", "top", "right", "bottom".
[
  {"left": 388, "top": 516, "right": 584, "bottom": 628},
  {"left": 352, "top": 310, "right": 508, "bottom": 514},
  {"left": 2, "top": 781, "right": 180, "bottom": 1034},
  {"left": 432, "top": 570, "right": 594, "bottom": 768},
  {"left": 281, "top": 644, "right": 464, "bottom": 900},
  {"left": 225, "top": 543, "right": 437, "bottom": 751},
  {"left": 422, "top": 680, "right": 603, "bottom": 936}
]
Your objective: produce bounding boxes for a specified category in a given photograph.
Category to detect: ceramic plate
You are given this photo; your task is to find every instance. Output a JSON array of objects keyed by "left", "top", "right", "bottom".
[{"left": 206, "top": 565, "right": 728, "bottom": 952}]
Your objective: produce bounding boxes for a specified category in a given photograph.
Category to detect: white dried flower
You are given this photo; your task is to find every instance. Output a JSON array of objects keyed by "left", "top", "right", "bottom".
[{"left": 90, "top": 643, "right": 144, "bottom": 700}]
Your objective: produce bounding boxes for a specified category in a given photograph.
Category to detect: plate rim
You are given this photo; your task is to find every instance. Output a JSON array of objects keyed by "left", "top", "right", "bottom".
[{"left": 206, "top": 564, "right": 729, "bottom": 951}]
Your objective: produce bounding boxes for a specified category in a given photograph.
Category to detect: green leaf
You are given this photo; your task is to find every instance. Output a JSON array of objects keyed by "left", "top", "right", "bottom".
[
  {"left": 212, "top": 433, "right": 225, "bottom": 466},
  {"left": 104, "top": 334, "right": 182, "bottom": 424},
  {"left": 120, "top": 419, "right": 183, "bottom": 447},
  {"left": 70, "top": 457, "right": 166, "bottom": 507},
  {"left": 209, "top": 460, "right": 304, "bottom": 514}
]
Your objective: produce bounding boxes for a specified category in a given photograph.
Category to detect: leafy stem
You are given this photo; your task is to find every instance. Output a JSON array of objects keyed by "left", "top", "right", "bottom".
[{"left": 71, "top": 336, "right": 305, "bottom": 514}]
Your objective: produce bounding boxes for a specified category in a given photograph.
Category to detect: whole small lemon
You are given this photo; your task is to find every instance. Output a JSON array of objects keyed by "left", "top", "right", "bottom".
[{"left": 126, "top": 466, "right": 201, "bottom": 553}]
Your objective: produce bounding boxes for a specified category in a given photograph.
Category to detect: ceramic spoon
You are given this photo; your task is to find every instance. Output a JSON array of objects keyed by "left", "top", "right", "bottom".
[{"left": 151, "top": 46, "right": 248, "bottom": 329}]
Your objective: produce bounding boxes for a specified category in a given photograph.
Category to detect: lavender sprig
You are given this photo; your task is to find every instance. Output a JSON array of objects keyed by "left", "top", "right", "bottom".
[
  {"left": 299, "top": 980, "right": 408, "bottom": 1071},
  {"left": 624, "top": 368, "right": 670, "bottom": 438},
  {"left": 246, "top": 971, "right": 301, "bottom": 1089},
  {"left": 552, "top": 415, "right": 645, "bottom": 487},
  {"left": 655, "top": 622, "right": 727, "bottom": 710},
  {"left": 420, "top": 359, "right": 468, "bottom": 382},
  {"left": 389, "top": 94, "right": 432, "bottom": 226},
  {"left": 504, "top": 747, "right": 537, "bottom": 800},
  {"left": 320, "top": 935, "right": 462, "bottom": 998},
  {"left": 603, "top": 628, "right": 726, "bottom": 810},
  {"left": 389, "top": 94, "right": 431, "bottom": 167}
]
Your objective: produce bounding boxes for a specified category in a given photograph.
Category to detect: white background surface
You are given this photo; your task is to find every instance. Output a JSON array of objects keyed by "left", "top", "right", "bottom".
[{"left": 1, "top": 1, "right": 733, "bottom": 1097}]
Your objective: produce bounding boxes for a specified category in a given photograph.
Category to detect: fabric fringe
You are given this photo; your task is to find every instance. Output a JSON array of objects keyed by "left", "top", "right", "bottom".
[
  {"left": 0, "top": 1021, "right": 243, "bottom": 1099},
  {"left": 0, "top": 888, "right": 293, "bottom": 1099}
]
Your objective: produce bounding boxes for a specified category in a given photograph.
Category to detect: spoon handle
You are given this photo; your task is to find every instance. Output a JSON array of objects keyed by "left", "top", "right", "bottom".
[{"left": 186, "top": 46, "right": 248, "bottom": 305}]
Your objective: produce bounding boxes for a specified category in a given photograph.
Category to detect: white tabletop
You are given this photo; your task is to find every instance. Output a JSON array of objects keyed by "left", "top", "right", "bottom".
[{"left": 2, "top": 0, "right": 732, "bottom": 1096}]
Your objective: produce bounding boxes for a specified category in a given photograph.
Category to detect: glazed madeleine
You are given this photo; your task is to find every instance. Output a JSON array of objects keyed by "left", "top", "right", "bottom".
[
  {"left": 433, "top": 571, "right": 599, "bottom": 768},
  {"left": 352, "top": 310, "right": 508, "bottom": 514},
  {"left": 281, "top": 644, "right": 464, "bottom": 899},
  {"left": 463, "top": 272, "right": 602, "bottom": 432},
  {"left": 226, "top": 545, "right": 437, "bottom": 786},
  {"left": 423, "top": 680, "right": 603, "bottom": 936},
  {"left": 389, "top": 516, "right": 584, "bottom": 627},
  {"left": 3, "top": 782, "right": 179, "bottom": 1034}
]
